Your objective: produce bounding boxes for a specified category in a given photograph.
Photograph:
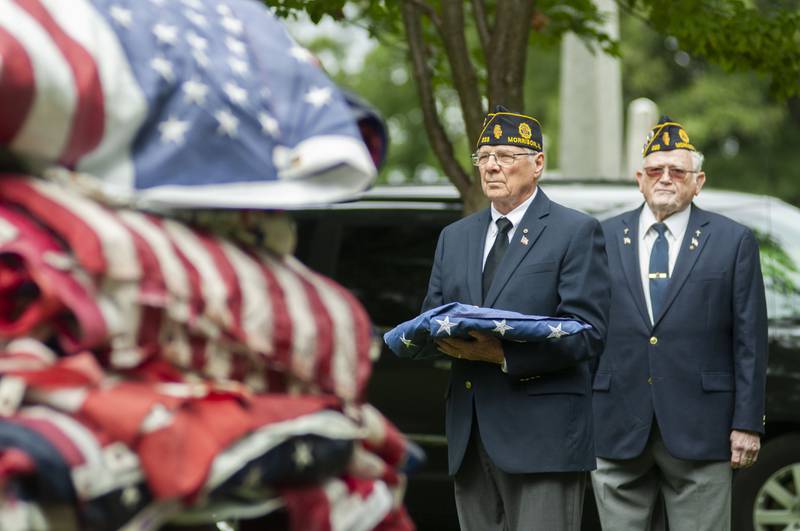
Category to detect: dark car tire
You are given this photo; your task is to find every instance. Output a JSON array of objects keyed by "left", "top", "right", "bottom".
[{"left": 732, "top": 433, "right": 800, "bottom": 531}]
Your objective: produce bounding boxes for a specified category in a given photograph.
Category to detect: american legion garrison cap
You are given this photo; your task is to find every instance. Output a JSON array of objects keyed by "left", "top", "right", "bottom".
[
  {"left": 476, "top": 105, "right": 543, "bottom": 151},
  {"left": 642, "top": 115, "right": 696, "bottom": 157}
]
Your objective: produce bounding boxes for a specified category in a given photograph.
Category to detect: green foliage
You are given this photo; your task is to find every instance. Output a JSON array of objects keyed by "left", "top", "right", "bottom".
[
  {"left": 620, "top": 0, "right": 800, "bottom": 98},
  {"left": 263, "top": 0, "right": 346, "bottom": 22},
  {"left": 755, "top": 229, "right": 800, "bottom": 298},
  {"left": 620, "top": 12, "right": 800, "bottom": 203},
  {"left": 270, "top": 0, "right": 800, "bottom": 203}
]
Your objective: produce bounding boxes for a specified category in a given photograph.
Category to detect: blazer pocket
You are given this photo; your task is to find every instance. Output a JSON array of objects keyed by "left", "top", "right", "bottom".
[
  {"left": 526, "top": 375, "right": 586, "bottom": 395},
  {"left": 689, "top": 271, "right": 727, "bottom": 282},
  {"left": 517, "top": 261, "right": 557, "bottom": 276},
  {"left": 592, "top": 371, "right": 611, "bottom": 392},
  {"left": 702, "top": 371, "right": 734, "bottom": 392}
]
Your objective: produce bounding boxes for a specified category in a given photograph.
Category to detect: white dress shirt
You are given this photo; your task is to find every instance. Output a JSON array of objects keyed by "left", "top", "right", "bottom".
[
  {"left": 638, "top": 204, "right": 692, "bottom": 323},
  {"left": 482, "top": 188, "right": 538, "bottom": 269}
]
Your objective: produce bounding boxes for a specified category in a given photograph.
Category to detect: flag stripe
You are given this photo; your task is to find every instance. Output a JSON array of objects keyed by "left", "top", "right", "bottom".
[
  {"left": 261, "top": 253, "right": 316, "bottom": 383},
  {"left": 38, "top": 0, "right": 145, "bottom": 191},
  {"left": 220, "top": 241, "right": 273, "bottom": 354},
  {"left": 162, "top": 220, "right": 233, "bottom": 333},
  {"left": 0, "top": 27, "right": 35, "bottom": 142},
  {"left": 287, "top": 257, "right": 358, "bottom": 401},
  {"left": 0, "top": 0, "right": 74, "bottom": 159},
  {"left": 13, "top": 0, "right": 105, "bottom": 166}
]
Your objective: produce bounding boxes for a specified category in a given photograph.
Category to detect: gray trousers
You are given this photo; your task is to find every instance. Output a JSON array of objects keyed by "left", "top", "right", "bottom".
[
  {"left": 454, "top": 421, "right": 586, "bottom": 531},
  {"left": 591, "top": 424, "right": 732, "bottom": 531}
]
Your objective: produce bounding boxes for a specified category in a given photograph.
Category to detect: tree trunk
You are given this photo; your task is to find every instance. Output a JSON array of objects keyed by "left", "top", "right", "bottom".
[
  {"left": 462, "top": 179, "right": 489, "bottom": 215},
  {"left": 400, "top": 0, "right": 534, "bottom": 216}
]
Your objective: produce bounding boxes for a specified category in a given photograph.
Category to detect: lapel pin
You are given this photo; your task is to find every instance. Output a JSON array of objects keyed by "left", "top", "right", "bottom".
[
  {"left": 695, "top": 230, "right": 701, "bottom": 237},
  {"left": 521, "top": 235, "right": 529, "bottom": 246},
  {"left": 623, "top": 237, "right": 631, "bottom": 245},
  {"left": 689, "top": 237, "right": 699, "bottom": 250},
  {"left": 624, "top": 227, "right": 630, "bottom": 235},
  {"left": 522, "top": 228, "right": 529, "bottom": 234}
]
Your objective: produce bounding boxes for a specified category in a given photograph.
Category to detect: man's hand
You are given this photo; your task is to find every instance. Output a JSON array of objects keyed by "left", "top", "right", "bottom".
[
  {"left": 435, "top": 331, "right": 504, "bottom": 365},
  {"left": 730, "top": 430, "right": 761, "bottom": 469}
]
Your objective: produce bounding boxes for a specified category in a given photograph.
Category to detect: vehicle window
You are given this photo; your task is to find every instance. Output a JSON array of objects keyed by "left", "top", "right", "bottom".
[
  {"left": 294, "top": 209, "right": 455, "bottom": 329},
  {"left": 335, "top": 215, "right": 448, "bottom": 328},
  {"left": 697, "top": 196, "right": 800, "bottom": 322}
]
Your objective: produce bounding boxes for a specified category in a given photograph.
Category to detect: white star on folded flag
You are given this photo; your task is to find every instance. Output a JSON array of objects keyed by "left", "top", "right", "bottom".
[
  {"left": 290, "top": 45, "right": 315, "bottom": 63},
  {"left": 259, "top": 112, "right": 280, "bottom": 138},
  {"left": 492, "top": 319, "right": 513, "bottom": 336},
  {"left": 436, "top": 316, "right": 457, "bottom": 336},
  {"left": 185, "top": 11, "right": 208, "bottom": 27},
  {"left": 186, "top": 31, "right": 208, "bottom": 51},
  {"left": 153, "top": 23, "right": 179, "bottom": 46},
  {"left": 223, "top": 82, "right": 248, "bottom": 105},
  {"left": 150, "top": 56, "right": 175, "bottom": 82},
  {"left": 221, "top": 16, "right": 243, "bottom": 35},
  {"left": 293, "top": 441, "right": 314, "bottom": 469},
  {"left": 214, "top": 109, "right": 239, "bottom": 137},
  {"left": 547, "top": 324, "right": 567, "bottom": 339},
  {"left": 305, "top": 86, "right": 332, "bottom": 108},
  {"left": 182, "top": 79, "right": 209, "bottom": 105},
  {"left": 400, "top": 333, "right": 415, "bottom": 348},
  {"left": 109, "top": 6, "right": 133, "bottom": 28},
  {"left": 159, "top": 117, "right": 190, "bottom": 144}
]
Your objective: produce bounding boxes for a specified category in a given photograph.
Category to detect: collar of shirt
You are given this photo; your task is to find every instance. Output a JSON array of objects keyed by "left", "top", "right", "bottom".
[
  {"left": 483, "top": 188, "right": 537, "bottom": 267},
  {"left": 638, "top": 202, "right": 691, "bottom": 247},
  {"left": 489, "top": 187, "right": 538, "bottom": 239}
]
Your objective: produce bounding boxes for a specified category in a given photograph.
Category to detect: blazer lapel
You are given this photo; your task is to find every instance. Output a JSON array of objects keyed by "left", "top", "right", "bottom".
[
  {"left": 466, "top": 209, "right": 491, "bottom": 305},
  {"left": 618, "top": 206, "right": 651, "bottom": 329},
  {"left": 483, "top": 190, "right": 549, "bottom": 307},
  {"left": 652, "top": 204, "right": 711, "bottom": 326}
]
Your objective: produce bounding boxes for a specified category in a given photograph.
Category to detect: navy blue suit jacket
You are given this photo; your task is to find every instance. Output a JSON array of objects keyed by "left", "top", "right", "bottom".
[
  {"left": 593, "top": 204, "right": 768, "bottom": 461},
  {"left": 422, "top": 189, "right": 610, "bottom": 475}
]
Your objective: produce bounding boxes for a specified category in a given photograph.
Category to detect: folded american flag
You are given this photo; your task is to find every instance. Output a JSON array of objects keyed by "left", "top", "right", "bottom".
[
  {"left": 384, "top": 302, "right": 592, "bottom": 359},
  {"left": 0, "top": 0, "right": 375, "bottom": 209}
]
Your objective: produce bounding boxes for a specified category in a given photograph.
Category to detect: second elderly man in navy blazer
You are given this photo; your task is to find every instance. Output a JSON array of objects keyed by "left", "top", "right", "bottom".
[
  {"left": 591, "top": 117, "right": 768, "bottom": 530},
  {"left": 423, "top": 107, "right": 610, "bottom": 531}
]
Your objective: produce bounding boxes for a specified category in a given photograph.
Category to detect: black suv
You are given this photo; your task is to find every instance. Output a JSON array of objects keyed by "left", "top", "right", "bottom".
[{"left": 293, "top": 181, "right": 800, "bottom": 531}]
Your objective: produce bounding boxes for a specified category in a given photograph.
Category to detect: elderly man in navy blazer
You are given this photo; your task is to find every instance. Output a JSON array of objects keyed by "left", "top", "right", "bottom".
[
  {"left": 422, "top": 107, "right": 610, "bottom": 531},
  {"left": 591, "top": 117, "right": 768, "bottom": 530}
]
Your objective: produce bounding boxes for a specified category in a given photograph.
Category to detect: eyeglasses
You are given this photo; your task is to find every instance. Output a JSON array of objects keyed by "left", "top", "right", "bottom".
[
  {"left": 471, "top": 151, "right": 537, "bottom": 167},
  {"left": 643, "top": 166, "right": 700, "bottom": 180}
]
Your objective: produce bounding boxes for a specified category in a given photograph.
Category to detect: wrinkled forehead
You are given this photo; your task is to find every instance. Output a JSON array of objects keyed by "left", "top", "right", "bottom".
[{"left": 643, "top": 149, "right": 693, "bottom": 168}]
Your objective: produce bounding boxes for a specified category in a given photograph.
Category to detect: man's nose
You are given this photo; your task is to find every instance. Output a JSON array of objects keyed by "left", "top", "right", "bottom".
[{"left": 484, "top": 153, "right": 501, "bottom": 170}]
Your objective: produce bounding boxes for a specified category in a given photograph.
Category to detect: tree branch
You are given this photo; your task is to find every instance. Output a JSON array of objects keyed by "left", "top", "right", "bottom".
[
  {"left": 487, "top": 0, "right": 535, "bottom": 110},
  {"left": 440, "top": 0, "right": 484, "bottom": 146},
  {"left": 470, "top": 0, "right": 490, "bottom": 53},
  {"left": 401, "top": 0, "right": 472, "bottom": 195},
  {"left": 405, "top": 0, "right": 441, "bottom": 29}
]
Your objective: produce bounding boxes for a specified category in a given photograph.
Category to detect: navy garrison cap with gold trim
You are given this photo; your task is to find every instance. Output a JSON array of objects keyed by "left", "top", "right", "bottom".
[
  {"left": 476, "top": 105, "right": 543, "bottom": 151},
  {"left": 642, "top": 116, "right": 696, "bottom": 156}
]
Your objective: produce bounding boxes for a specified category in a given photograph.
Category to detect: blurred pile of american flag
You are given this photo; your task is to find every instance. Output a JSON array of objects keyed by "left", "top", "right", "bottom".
[{"left": 0, "top": 1, "right": 414, "bottom": 530}]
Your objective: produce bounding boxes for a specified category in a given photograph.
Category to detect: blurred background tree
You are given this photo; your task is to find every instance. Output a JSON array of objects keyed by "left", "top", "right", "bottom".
[{"left": 267, "top": 1, "right": 800, "bottom": 206}]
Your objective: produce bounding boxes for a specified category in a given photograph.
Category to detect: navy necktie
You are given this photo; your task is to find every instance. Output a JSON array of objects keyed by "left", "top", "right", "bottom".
[
  {"left": 649, "top": 222, "right": 670, "bottom": 319},
  {"left": 483, "top": 217, "right": 513, "bottom": 301}
]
